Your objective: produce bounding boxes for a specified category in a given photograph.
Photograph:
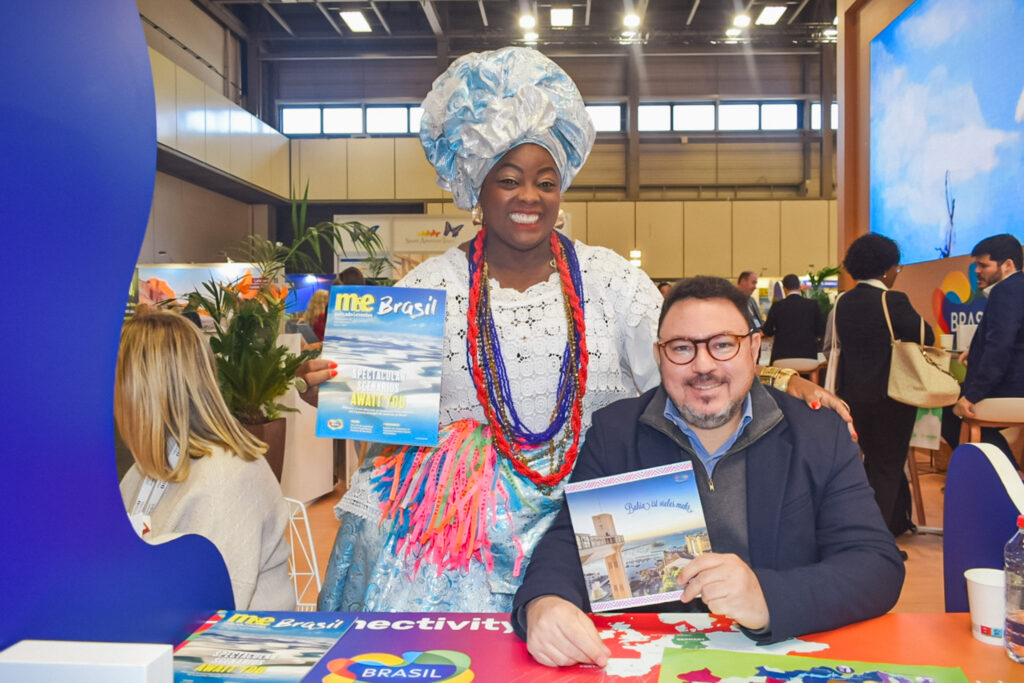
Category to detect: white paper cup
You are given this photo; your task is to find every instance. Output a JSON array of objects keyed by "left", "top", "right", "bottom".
[
  {"left": 939, "top": 334, "right": 954, "bottom": 350},
  {"left": 958, "top": 324, "right": 978, "bottom": 352},
  {"left": 964, "top": 567, "right": 1005, "bottom": 645}
]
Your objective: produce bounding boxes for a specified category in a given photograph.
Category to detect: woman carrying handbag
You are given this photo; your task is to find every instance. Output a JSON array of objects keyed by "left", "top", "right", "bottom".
[{"left": 834, "top": 234, "right": 934, "bottom": 538}]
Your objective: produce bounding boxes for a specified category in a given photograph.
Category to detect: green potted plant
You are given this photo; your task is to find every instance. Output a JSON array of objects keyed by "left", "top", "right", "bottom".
[
  {"left": 363, "top": 252, "right": 396, "bottom": 286},
  {"left": 807, "top": 265, "right": 842, "bottom": 316},
  {"left": 185, "top": 186, "right": 384, "bottom": 479}
]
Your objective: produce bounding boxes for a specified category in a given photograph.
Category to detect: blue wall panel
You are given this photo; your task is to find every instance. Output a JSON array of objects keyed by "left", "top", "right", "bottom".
[{"left": 0, "top": 0, "right": 233, "bottom": 649}]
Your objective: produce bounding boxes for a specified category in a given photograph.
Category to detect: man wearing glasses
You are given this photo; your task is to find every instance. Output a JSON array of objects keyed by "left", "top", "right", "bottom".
[{"left": 511, "top": 276, "right": 904, "bottom": 668}]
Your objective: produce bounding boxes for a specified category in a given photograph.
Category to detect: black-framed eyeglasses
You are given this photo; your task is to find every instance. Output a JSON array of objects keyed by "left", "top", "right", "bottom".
[{"left": 657, "top": 331, "right": 754, "bottom": 366}]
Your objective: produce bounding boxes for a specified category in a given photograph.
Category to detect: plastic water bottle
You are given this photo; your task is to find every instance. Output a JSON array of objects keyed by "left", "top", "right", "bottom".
[{"left": 1005, "top": 514, "right": 1024, "bottom": 662}]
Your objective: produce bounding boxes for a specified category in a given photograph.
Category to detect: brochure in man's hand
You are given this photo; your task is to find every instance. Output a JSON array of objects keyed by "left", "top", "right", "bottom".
[
  {"left": 315, "top": 285, "right": 446, "bottom": 447},
  {"left": 563, "top": 461, "right": 710, "bottom": 612}
]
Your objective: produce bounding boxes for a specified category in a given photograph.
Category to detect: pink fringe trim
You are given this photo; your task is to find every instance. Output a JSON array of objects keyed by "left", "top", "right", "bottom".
[{"left": 373, "top": 420, "right": 526, "bottom": 577}]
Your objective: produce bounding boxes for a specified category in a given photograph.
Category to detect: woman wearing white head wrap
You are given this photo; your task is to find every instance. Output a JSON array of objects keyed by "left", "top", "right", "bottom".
[
  {"left": 317, "top": 47, "right": 663, "bottom": 613},
  {"left": 419, "top": 46, "right": 594, "bottom": 211},
  {"left": 316, "top": 46, "right": 846, "bottom": 613}
]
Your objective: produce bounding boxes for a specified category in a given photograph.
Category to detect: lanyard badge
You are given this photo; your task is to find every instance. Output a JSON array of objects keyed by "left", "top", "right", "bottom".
[{"left": 128, "top": 438, "right": 180, "bottom": 538}]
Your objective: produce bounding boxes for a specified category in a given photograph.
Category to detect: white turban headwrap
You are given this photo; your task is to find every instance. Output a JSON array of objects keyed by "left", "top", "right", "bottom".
[{"left": 419, "top": 46, "right": 596, "bottom": 210}]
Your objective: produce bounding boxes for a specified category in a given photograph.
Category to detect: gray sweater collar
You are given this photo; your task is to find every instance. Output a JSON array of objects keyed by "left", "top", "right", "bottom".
[{"left": 640, "top": 380, "right": 784, "bottom": 457}]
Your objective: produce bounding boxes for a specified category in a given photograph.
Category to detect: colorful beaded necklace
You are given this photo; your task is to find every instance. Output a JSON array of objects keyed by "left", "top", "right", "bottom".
[{"left": 466, "top": 228, "right": 588, "bottom": 487}]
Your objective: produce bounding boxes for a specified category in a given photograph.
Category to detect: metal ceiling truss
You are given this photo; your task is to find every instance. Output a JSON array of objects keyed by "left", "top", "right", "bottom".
[{"left": 205, "top": 0, "right": 838, "bottom": 52}]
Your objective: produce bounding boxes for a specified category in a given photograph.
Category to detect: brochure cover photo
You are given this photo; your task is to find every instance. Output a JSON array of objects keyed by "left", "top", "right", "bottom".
[
  {"left": 563, "top": 461, "right": 710, "bottom": 612},
  {"left": 316, "top": 285, "right": 446, "bottom": 447},
  {"left": 174, "top": 611, "right": 353, "bottom": 682}
]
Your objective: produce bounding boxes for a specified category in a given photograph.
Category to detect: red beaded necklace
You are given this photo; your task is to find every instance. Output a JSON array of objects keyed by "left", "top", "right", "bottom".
[{"left": 466, "top": 228, "right": 589, "bottom": 487}]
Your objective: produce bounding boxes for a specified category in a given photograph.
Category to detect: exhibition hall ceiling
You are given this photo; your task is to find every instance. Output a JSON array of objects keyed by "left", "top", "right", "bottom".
[{"left": 203, "top": 0, "right": 838, "bottom": 59}]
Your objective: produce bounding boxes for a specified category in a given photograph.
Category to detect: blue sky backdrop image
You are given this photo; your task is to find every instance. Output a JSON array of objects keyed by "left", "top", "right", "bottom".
[{"left": 870, "top": 0, "right": 1024, "bottom": 264}]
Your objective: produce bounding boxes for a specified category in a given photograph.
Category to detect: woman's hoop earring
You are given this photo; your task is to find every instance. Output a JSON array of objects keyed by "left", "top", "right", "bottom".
[
  {"left": 471, "top": 206, "right": 484, "bottom": 226},
  {"left": 554, "top": 209, "right": 566, "bottom": 230}
]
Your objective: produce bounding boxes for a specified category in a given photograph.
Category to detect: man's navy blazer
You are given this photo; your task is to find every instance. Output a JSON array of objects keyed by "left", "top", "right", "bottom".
[
  {"left": 763, "top": 293, "right": 825, "bottom": 362},
  {"left": 511, "top": 385, "right": 905, "bottom": 644},
  {"left": 964, "top": 270, "right": 1024, "bottom": 403}
]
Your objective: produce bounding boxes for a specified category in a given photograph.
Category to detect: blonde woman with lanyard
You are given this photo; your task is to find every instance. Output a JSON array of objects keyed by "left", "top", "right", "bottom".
[
  {"left": 117, "top": 313, "right": 293, "bottom": 610},
  {"left": 306, "top": 47, "right": 848, "bottom": 613}
]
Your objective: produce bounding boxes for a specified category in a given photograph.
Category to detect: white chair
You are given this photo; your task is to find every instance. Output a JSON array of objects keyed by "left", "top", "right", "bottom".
[
  {"left": 282, "top": 497, "right": 322, "bottom": 611},
  {"left": 772, "top": 357, "right": 823, "bottom": 385}
]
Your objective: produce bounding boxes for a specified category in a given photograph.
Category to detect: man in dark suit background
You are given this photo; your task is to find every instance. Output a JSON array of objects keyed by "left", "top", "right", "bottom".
[
  {"left": 737, "top": 270, "right": 763, "bottom": 330},
  {"left": 942, "top": 234, "right": 1024, "bottom": 465},
  {"left": 763, "top": 274, "right": 825, "bottom": 364}
]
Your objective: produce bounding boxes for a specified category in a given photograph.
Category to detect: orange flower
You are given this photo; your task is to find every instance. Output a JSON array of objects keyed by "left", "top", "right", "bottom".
[
  {"left": 267, "top": 283, "right": 288, "bottom": 302},
  {"left": 231, "top": 270, "right": 260, "bottom": 300}
]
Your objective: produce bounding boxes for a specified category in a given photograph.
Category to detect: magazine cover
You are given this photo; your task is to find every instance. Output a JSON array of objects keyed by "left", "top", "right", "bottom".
[
  {"left": 315, "top": 285, "right": 445, "bottom": 447},
  {"left": 174, "top": 611, "right": 354, "bottom": 683},
  {"left": 658, "top": 648, "right": 968, "bottom": 683},
  {"left": 563, "top": 461, "right": 710, "bottom": 612}
]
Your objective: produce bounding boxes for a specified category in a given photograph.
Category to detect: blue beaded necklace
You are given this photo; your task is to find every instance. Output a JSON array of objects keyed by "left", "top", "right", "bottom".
[{"left": 467, "top": 229, "right": 587, "bottom": 464}]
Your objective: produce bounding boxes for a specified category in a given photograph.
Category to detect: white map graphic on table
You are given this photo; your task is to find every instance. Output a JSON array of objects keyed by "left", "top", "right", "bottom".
[{"left": 599, "top": 613, "right": 827, "bottom": 678}]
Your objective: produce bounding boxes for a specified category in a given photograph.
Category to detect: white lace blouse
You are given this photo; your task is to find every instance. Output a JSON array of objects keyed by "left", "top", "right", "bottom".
[{"left": 397, "top": 241, "right": 663, "bottom": 435}]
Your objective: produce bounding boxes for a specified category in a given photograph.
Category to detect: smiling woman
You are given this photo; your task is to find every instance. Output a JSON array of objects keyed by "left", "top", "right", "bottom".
[
  {"left": 314, "top": 46, "right": 666, "bottom": 614},
  {"left": 475, "top": 144, "right": 564, "bottom": 289}
]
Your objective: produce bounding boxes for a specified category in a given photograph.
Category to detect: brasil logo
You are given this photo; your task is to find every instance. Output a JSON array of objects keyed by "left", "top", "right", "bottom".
[
  {"left": 932, "top": 266, "right": 985, "bottom": 336},
  {"left": 323, "top": 650, "right": 473, "bottom": 682}
]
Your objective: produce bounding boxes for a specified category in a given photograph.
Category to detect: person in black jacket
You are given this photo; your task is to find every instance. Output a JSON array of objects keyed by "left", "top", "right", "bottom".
[
  {"left": 834, "top": 233, "right": 933, "bottom": 537},
  {"left": 737, "top": 270, "right": 764, "bottom": 330},
  {"left": 941, "top": 234, "right": 1024, "bottom": 466},
  {"left": 763, "top": 274, "right": 825, "bottom": 364},
  {"left": 511, "top": 277, "right": 903, "bottom": 668}
]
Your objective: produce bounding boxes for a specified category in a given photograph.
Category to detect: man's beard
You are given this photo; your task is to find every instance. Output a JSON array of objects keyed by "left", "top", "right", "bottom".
[
  {"left": 676, "top": 373, "right": 750, "bottom": 430},
  {"left": 981, "top": 271, "right": 1003, "bottom": 289}
]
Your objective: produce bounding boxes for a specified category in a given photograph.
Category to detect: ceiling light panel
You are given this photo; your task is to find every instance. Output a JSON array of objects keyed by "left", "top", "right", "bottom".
[
  {"left": 340, "top": 11, "right": 372, "bottom": 33},
  {"left": 550, "top": 8, "right": 573, "bottom": 27},
  {"left": 755, "top": 7, "right": 786, "bottom": 26}
]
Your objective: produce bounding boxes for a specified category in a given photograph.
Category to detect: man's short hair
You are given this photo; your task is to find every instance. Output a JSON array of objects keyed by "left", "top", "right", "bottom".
[
  {"left": 782, "top": 274, "right": 801, "bottom": 291},
  {"left": 737, "top": 271, "right": 755, "bottom": 284},
  {"left": 660, "top": 276, "right": 754, "bottom": 333},
  {"left": 972, "top": 234, "right": 1023, "bottom": 271}
]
